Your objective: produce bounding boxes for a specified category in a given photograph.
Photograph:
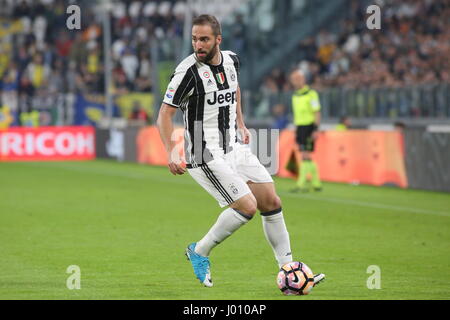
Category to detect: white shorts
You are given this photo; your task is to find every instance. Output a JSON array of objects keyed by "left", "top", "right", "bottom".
[{"left": 188, "top": 144, "right": 273, "bottom": 208}]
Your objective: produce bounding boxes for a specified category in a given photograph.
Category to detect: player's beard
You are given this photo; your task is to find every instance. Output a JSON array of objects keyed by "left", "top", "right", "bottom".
[{"left": 196, "top": 42, "right": 219, "bottom": 64}]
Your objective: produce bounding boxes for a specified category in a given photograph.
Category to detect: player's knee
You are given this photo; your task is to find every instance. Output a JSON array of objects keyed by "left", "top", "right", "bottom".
[
  {"left": 243, "top": 201, "right": 258, "bottom": 216},
  {"left": 259, "top": 195, "right": 282, "bottom": 213},
  {"left": 272, "top": 195, "right": 282, "bottom": 210},
  {"left": 238, "top": 195, "right": 258, "bottom": 216},
  {"left": 231, "top": 193, "right": 257, "bottom": 216}
]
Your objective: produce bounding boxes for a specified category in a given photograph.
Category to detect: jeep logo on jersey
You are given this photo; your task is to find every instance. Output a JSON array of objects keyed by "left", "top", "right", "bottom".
[{"left": 206, "top": 89, "right": 237, "bottom": 106}]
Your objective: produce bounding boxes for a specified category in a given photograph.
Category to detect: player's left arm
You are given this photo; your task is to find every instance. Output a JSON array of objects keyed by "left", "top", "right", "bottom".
[{"left": 236, "top": 85, "right": 250, "bottom": 144}]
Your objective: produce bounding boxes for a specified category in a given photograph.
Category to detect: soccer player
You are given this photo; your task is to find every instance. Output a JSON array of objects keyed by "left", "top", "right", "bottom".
[
  {"left": 157, "top": 15, "right": 324, "bottom": 288},
  {"left": 289, "top": 70, "right": 322, "bottom": 192}
]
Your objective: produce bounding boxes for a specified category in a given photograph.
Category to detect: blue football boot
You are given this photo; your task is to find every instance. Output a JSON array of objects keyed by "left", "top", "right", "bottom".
[{"left": 185, "top": 243, "right": 213, "bottom": 287}]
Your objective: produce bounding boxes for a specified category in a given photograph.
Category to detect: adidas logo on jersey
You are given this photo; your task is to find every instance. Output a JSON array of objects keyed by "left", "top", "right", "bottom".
[{"left": 206, "top": 89, "right": 237, "bottom": 106}]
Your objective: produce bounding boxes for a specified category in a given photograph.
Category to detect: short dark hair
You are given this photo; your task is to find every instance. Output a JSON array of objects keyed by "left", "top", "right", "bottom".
[{"left": 192, "top": 14, "right": 222, "bottom": 36}]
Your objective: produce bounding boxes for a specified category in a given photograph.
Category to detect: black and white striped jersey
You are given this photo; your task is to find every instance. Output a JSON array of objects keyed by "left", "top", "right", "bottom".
[{"left": 163, "top": 50, "right": 241, "bottom": 168}]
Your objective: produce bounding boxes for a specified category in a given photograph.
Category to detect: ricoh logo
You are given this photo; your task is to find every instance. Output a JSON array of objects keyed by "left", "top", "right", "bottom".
[
  {"left": 206, "top": 89, "right": 237, "bottom": 106},
  {"left": 0, "top": 127, "right": 95, "bottom": 160}
]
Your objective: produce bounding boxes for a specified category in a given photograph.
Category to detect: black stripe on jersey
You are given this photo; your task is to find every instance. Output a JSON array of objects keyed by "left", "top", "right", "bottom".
[
  {"left": 218, "top": 105, "right": 231, "bottom": 154},
  {"left": 210, "top": 62, "right": 233, "bottom": 153},
  {"left": 186, "top": 65, "right": 213, "bottom": 166},
  {"left": 201, "top": 164, "right": 234, "bottom": 204},
  {"left": 172, "top": 71, "right": 195, "bottom": 106},
  {"left": 209, "top": 64, "right": 230, "bottom": 91},
  {"left": 229, "top": 54, "right": 240, "bottom": 75}
]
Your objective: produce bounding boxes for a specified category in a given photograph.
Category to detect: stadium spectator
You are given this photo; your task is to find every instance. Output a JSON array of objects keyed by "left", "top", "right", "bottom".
[
  {"left": 55, "top": 31, "right": 73, "bottom": 60},
  {"left": 121, "top": 47, "right": 139, "bottom": 82},
  {"left": 48, "top": 59, "right": 65, "bottom": 95},
  {"left": 86, "top": 41, "right": 100, "bottom": 75},
  {"left": 69, "top": 33, "right": 88, "bottom": 67},
  {"left": 0, "top": 99, "right": 14, "bottom": 129},
  {"left": 135, "top": 50, "right": 152, "bottom": 92},
  {"left": 271, "top": 103, "right": 289, "bottom": 130},
  {"left": 335, "top": 116, "right": 352, "bottom": 131},
  {"left": 128, "top": 100, "right": 150, "bottom": 125},
  {"left": 1, "top": 62, "right": 19, "bottom": 112},
  {"left": 230, "top": 14, "right": 246, "bottom": 53}
]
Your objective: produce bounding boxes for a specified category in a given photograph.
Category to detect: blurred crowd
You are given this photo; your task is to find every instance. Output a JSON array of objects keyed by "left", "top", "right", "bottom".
[
  {"left": 0, "top": 0, "right": 186, "bottom": 124},
  {"left": 1, "top": 0, "right": 449, "bottom": 128},
  {"left": 263, "top": 0, "right": 450, "bottom": 93}
]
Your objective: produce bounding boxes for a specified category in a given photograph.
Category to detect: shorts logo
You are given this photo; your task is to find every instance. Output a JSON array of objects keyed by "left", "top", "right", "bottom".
[{"left": 229, "top": 183, "right": 239, "bottom": 195}]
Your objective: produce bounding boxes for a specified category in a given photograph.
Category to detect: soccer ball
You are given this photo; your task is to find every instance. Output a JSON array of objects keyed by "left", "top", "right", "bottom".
[{"left": 277, "top": 261, "right": 315, "bottom": 295}]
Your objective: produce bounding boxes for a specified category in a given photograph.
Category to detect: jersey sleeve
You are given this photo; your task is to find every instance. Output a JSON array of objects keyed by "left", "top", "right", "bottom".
[
  {"left": 310, "top": 90, "right": 321, "bottom": 112},
  {"left": 163, "top": 68, "right": 194, "bottom": 108}
]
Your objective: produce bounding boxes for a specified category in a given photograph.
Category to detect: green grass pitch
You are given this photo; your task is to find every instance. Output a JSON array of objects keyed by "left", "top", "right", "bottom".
[{"left": 0, "top": 160, "right": 449, "bottom": 300}]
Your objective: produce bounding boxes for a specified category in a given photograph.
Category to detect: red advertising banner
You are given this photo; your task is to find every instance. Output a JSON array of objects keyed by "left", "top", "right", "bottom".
[
  {"left": 278, "top": 129, "right": 408, "bottom": 188},
  {"left": 137, "top": 126, "right": 184, "bottom": 166},
  {"left": 0, "top": 126, "right": 95, "bottom": 161},
  {"left": 135, "top": 126, "right": 408, "bottom": 188}
]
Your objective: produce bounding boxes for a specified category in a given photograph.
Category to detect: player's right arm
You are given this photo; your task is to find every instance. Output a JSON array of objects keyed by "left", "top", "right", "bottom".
[
  {"left": 157, "top": 103, "right": 186, "bottom": 175},
  {"left": 157, "top": 61, "right": 195, "bottom": 175}
]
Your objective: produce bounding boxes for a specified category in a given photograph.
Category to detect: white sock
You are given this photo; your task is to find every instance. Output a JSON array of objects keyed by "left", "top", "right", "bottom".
[
  {"left": 261, "top": 209, "right": 293, "bottom": 268},
  {"left": 195, "top": 208, "right": 252, "bottom": 257}
]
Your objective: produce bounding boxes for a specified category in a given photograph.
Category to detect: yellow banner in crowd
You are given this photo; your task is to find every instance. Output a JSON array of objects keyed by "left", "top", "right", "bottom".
[
  {"left": 0, "top": 19, "right": 24, "bottom": 38},
  {"left": 115, "top": 93, "right": 154, "bottom": 120}
]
